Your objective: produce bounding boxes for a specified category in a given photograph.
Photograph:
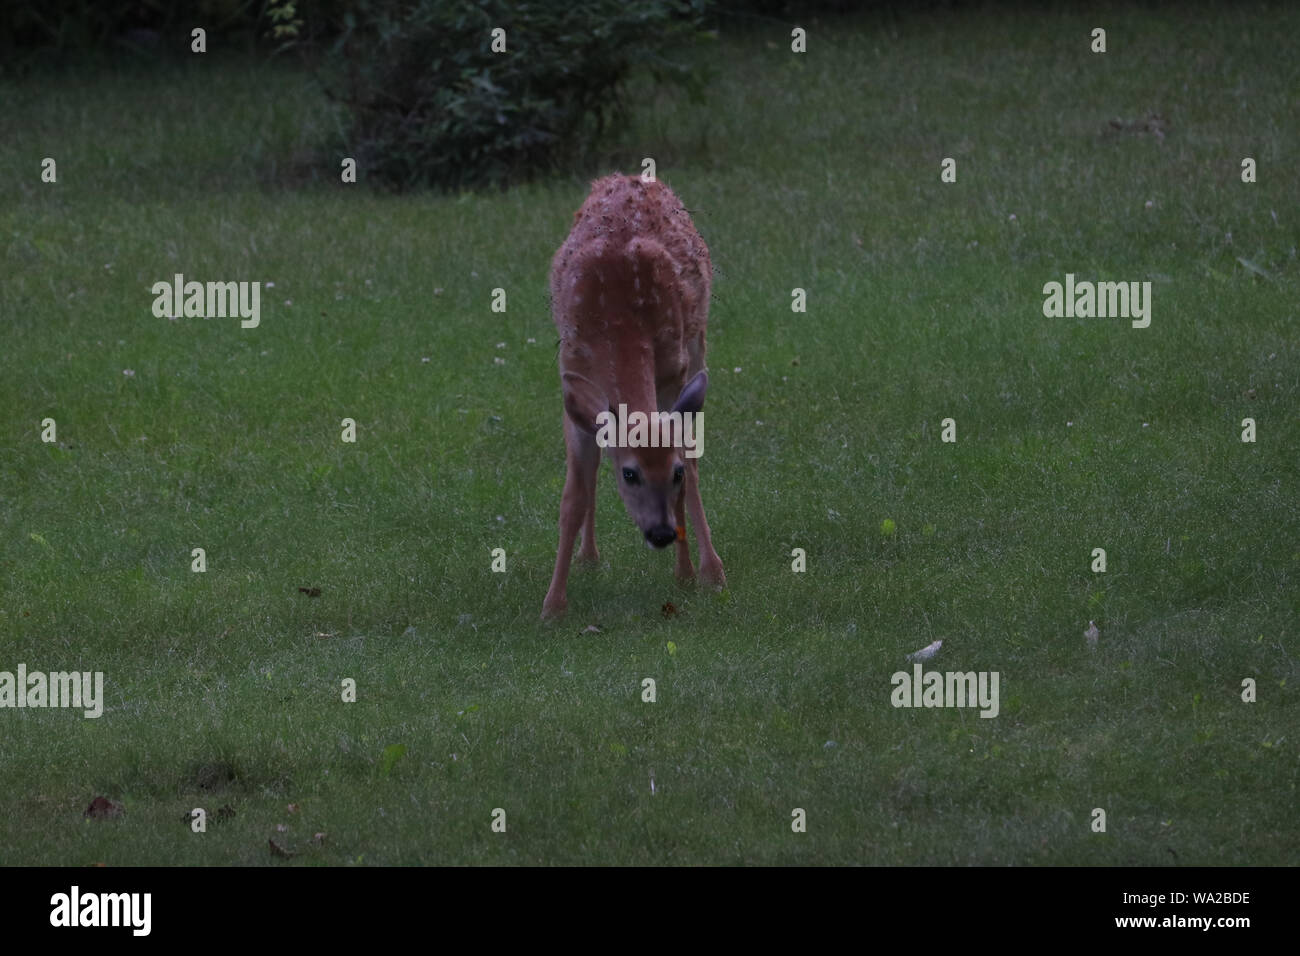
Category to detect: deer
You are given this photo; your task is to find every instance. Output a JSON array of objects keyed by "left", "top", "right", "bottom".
[{"left": 542, "top": 174, "right": 725, "bottom": 620}]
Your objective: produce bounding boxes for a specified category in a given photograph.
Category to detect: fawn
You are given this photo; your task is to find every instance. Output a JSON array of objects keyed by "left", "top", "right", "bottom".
[{"left": 542, "top": 174, "right": 725, "bottom": 620}]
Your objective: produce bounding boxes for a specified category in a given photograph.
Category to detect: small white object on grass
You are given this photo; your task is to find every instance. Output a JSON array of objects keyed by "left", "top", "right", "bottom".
[
  {"left": 1085, "top": 621, "right": 1100, "bottom": 647},
  {"left": 906, "top": 639, "right": 942, "bottom": 662}
]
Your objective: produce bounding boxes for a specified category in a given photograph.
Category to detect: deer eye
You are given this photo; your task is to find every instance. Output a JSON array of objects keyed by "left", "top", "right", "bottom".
[
  {"left": 622, "top": 467, "right": 639, "bottom": 485},
  {"left": 673, "top": 464, "right": 684, "bottom": 484}
]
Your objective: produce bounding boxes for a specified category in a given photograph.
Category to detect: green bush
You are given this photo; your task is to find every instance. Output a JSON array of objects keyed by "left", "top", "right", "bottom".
[{"left": 323, "top": 0, "right": 712, "bottom": 191}]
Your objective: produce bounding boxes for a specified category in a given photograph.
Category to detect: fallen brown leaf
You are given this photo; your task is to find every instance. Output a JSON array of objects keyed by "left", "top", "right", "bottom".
[{"left": 85, "top": 796, "right": 124, "bottom": 820}]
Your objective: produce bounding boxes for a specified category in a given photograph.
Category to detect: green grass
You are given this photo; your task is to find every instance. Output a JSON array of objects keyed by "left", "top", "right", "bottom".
[{"left": 1, "top": 2, "right": 1297, "bottom": 865}]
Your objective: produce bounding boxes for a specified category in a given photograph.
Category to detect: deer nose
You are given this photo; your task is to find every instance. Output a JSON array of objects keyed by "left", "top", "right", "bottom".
[{"left": 645, "top": 525, "right": 676, "bottom": 549}]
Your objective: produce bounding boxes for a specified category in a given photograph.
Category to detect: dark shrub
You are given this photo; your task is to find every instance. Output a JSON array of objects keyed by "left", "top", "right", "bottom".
[{"left": 322, "top": 0, "right": 712, "bottom": 191}]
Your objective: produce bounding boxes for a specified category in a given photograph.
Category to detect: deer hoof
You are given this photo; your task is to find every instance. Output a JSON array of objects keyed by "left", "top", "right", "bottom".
[{"left": 700, "top": 563, "right": 726, "bottom": 591}]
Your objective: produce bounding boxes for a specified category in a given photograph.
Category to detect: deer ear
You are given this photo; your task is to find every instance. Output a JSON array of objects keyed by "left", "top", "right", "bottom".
[
  {"left": 562, "top": 372, "right": 610, "bottom": 434},
  {"left": 670, "top": 369, "right": 708, "bottom": 416}
]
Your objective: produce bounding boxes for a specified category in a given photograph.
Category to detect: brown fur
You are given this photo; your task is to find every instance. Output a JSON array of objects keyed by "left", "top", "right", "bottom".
[{"left": 543, "top": 175, "right": 725, "bottom": 619}]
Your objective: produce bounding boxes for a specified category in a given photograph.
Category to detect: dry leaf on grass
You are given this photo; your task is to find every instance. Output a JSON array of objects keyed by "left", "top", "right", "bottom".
[{"left": 85, "top": 796, "right": 124, "bottom": 820}]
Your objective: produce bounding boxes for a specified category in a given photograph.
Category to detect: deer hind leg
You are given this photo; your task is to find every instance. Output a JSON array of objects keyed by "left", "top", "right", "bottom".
[
  {"left": 674, "top": 490, "right": 694, "bottom": 582},
  {"left": 577, "top": 455, "right": 600, "bottom": 563},
  {"left": 543, "top": 417, "right": 599, "bottom": 620}
]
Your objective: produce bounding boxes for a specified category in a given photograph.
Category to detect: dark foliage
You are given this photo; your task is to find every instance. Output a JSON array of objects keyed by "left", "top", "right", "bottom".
[{"left": 320, "top": 0, "right": 712, "bottom": 191}]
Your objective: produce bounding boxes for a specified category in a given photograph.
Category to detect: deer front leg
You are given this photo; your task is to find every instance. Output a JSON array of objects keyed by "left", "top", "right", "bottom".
[
  {"left": 683, "top": 458, "right": 725, "bottom": 590},
  {"left": 543, "top": 422, "right": 599, "bottom": 620}
]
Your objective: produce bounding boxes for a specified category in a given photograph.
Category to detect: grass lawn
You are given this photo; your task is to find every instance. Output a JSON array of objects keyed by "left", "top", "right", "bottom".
[{"left": 0, "top": 2, "right": 1296, "bottom": 865}]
